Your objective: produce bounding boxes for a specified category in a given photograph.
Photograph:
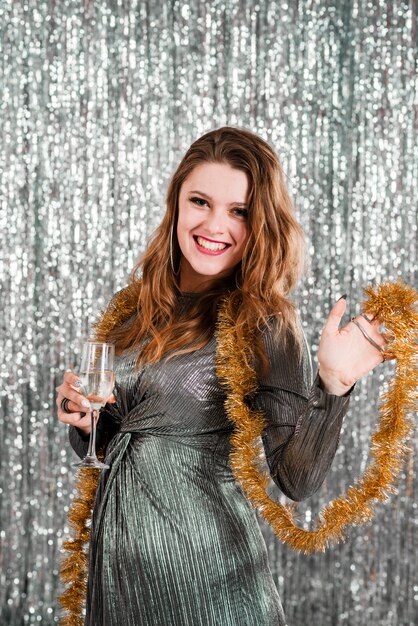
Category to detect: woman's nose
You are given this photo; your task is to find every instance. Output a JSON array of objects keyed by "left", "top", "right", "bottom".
[{"left": 202, "top": 208, "right": 227, "bottom": 235}]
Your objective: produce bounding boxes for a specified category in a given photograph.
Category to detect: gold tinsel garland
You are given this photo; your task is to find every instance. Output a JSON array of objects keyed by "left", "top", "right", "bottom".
[
  {"left": 58, "top": 279, "right": 418, "bottom": 624},
  {"left": 57, "top": 462, "right": 103, "bottom": 626},
  {"left": 215, "top": 279, "right": 418, "bottom": 553}
]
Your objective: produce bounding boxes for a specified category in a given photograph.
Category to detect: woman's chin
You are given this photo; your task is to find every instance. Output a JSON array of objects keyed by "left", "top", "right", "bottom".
[{"left": 179, "top": 267, "right": 234, "bottom": 292}]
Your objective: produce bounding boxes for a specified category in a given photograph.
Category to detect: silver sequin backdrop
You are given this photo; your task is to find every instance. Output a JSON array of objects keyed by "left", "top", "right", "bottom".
[{"left": 0, "top": 1, "right": 417, "bottom": 624}]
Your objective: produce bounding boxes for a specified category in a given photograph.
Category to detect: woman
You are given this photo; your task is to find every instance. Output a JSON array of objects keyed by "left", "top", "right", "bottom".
[{"left": 56, "top": 127, "right": 389, "bottom": 625}]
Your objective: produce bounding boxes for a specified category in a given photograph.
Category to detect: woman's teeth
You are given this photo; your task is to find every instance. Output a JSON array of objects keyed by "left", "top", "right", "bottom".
[{"left": 196, "top": 236, "right": 228, "bottom": 251}]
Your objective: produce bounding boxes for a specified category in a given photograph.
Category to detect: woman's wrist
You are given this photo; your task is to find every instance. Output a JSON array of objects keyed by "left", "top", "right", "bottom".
[{"left": 317, "top": 368, "right": 354, "bottom": 396}]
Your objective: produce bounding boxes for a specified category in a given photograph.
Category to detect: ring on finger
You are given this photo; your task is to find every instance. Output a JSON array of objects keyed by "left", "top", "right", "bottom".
[
  {"left": 351, "top": 317, "right": 386, "bottom": 362},
  {"left": 60, "top": 397, "right": 73, "bottom": 414},
  {"left": 360, "top": 312, "right": 375, "bottom": 323}
]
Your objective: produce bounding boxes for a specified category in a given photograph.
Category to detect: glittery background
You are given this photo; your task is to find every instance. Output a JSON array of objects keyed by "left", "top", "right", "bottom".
[{"left": 0, "top": 1, "right": 417, "bottom": 624}]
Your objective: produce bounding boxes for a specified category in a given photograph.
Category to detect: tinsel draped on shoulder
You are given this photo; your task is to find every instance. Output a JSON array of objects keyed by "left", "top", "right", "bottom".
[{"left": 90, "top": 281, "right": 141, "bottom": 342}]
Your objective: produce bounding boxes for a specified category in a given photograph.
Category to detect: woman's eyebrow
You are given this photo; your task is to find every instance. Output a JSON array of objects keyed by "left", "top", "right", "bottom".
[{"left": 188, "top": 190, "right": 247, "bottom": 207}]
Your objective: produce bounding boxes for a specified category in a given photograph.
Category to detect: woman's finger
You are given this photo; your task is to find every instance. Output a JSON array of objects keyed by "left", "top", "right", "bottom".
[
  {"left": 356, "top": 315, "right": 398, "bottom": 360},
  {"left": 63, "top": 371, "right": 116, "bottom": 404},
  {"left": 349, "top": 317, "right": 399, "bottom": 364},
  {"left": 56, "top": 383, "right": 91, "bottom": 412},
  {"left": 58, "top": 409, "right": 92, "bottom": 430},
  {"left": 56, "top": 385, "right": 91, "bottom": 414},
  {"left": 64, "top": 369, "right": 83, "bottom": 390},
  {"left": 350, "top": 316, "right": 387, "bottom": 347},
  {"left": 58, "top": 396, "right": 91, "bottom": 415},
  {"left": 356, "top": 312, "right": 383, "bottom": 330},
  {"left": 322, "top": 297, "right": 347, "bottom": 336}
]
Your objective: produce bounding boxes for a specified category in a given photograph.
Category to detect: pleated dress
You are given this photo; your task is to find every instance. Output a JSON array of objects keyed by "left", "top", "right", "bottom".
[{"left": 68, "top": 292, "right": 354, "bottom": 626}]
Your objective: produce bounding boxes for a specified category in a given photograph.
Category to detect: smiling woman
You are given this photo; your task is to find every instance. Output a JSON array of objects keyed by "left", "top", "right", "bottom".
[
  {"left": 177, "top": 162, "right": 250, "bottom": 292},
  {"left": 57, "top": 126, "right": 391, "bottom": 626}
]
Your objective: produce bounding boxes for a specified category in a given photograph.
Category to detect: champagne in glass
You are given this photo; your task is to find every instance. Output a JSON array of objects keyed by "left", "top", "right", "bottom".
[{"left": 72, "top": 341, "right": 115, "bottom": 470}]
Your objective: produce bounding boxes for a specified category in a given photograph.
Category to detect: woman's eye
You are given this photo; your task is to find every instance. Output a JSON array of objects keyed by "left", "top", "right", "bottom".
[
  {"left": 190, "top": 197, "right": 207, "bottom": 206},
  {"left": 190, "top": 197, "right": 247, "bottom": 218},
  {"left": 233, "top": 208, "right": 248, "bottom": 219}
]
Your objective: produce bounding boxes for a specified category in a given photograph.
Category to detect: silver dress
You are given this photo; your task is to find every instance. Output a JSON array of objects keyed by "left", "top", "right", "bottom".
[{"left": 69, "top": 292, "right": 354, "bottom": 626}]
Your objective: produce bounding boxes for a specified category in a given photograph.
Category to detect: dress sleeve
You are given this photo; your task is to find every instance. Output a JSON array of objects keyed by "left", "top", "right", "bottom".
[
  {"left": 248, "top": 317, "right": 356, "bottom": 502},
  {"left": 68, "top": 404, "right": 121, "bottom": 460}
]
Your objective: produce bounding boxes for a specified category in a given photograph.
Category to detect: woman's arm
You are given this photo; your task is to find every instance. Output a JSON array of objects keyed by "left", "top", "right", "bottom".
[{"left": 249, "top": 319, "right": 355, "bottom": 502}]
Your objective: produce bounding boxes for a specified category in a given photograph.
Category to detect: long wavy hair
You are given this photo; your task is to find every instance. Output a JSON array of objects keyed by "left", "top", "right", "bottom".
[{"left": 105, "top": 126, "right": 308, "bottom": 376}]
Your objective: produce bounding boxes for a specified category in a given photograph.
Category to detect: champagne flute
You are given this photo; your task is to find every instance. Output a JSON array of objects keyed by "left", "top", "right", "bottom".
[{"left": 72, "top": 340, "right": 115, "bottom": 469}]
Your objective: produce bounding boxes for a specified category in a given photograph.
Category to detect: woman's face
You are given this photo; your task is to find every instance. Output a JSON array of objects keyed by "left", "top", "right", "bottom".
[{"left": 176, "top": 162, "right": 250, "bottom": 292}]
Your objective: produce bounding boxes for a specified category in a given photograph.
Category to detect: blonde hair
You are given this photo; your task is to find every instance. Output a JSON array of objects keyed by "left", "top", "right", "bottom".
[{"left": 106, "top": 126, "right": 308, "bottom": 375}]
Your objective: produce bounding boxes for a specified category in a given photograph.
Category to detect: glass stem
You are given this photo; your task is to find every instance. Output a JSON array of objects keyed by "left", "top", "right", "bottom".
[{"left": 86, "top": 409, "right": 99, "bottom": 458}]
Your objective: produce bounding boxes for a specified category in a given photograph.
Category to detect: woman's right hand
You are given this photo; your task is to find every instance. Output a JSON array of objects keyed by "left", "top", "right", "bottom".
[{"left": 56, "top": 369, "right": 116, "bottom": 436}]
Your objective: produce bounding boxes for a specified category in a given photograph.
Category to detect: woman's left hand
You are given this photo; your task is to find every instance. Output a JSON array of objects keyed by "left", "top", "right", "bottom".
[{"left": 317, "top": 297, "right": 395, "bottom": 394}]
